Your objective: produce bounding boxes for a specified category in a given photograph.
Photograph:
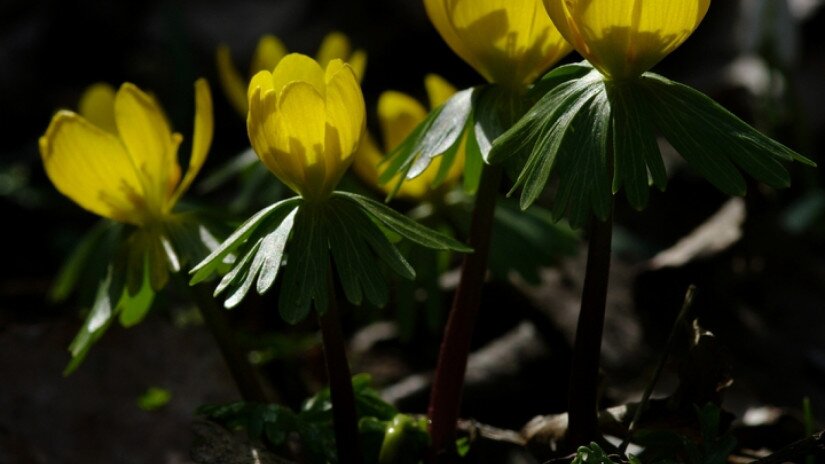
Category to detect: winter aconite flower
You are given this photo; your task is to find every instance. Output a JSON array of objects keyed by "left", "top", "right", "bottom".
[
  {"left": 247, "top": 53, "right": 366, "bottom": 202},
  {"left": 424, "top": 0, "right": 572, "bottom": 89},
  {"left": 544, "top": 0, "right": 711, "bottom": 80},
  {"left": 40, "top": 79, "right": 213, "bottom": 228},
  {"left": 42, "top": 80, "right": 215, "bottom": 372},
  {"left": 354, "top": 74, "right": 464, "bottom": 200},
  {"left": 217, "top": 32, "right": 366, "bottom": 116}
]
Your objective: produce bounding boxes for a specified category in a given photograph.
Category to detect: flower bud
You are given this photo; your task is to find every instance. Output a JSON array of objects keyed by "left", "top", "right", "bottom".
[{"left": 247, "top": 54, "right": 366, "bottom": 201}]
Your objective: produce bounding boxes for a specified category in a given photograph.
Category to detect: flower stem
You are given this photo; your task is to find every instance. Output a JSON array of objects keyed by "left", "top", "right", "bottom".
[
  {"left": 189, "top": 284, "right": 270, "bottom": 403},
  {"left": 428, "top": 164, "right": 503, "bottom": 460},
  {"left": 566, "top": 203, "right": 614, "bottom": 447},
  {"left": 318, "top": 273, "right": 363, "bottom": 464}
]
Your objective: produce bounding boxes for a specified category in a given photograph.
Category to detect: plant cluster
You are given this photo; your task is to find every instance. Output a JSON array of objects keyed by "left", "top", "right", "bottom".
[{"left": 39, "top": 1, "right": 817, "bottom": 463}]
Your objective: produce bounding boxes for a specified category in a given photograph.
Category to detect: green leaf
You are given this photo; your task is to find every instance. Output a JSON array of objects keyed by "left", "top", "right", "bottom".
[
  {"left": 214, "top": 239, "right": 259, "bottom": 298},
  {"left": 118, "top": 256, "right": 156, "bottom": 327},
  {"left": 491, "top": 68, "right": 604, "bottom": 216},
  {"left": 496, "top": 62, "right": 812, "bottom": 226},
  {"left": 378, "top": 87, "right": 475, "bottom": 198},
  {"left": 335, "top": 192, "right": 472, "bottom": 252},
  {"left": 431, "top": 121, "right": 466, "bottom": 188},
  {"left": 411, "top": 87, "right": 475, "bottom": 175},
  {"left": 64, "top": 268, "right": 122, "bottom": 375},
  {"left": 572, "top": 442, "right": 617, "bottom": 464},
  {"left": 326, "top": 204, "right": 389, "bottom": 308},
  {"left": 189, "top": 197, "right": 300, "bottom": 285},
  {"left": 49, "top": 220, "right": 114, "bottom": 302},
  {"left": 462, "top": 122, "right": 484, "bottom": 195},
  {"left": 162, "top": 213, "right": 228, "bottom": 274},
  {"left": 352, "top": 373, "right": 399, "bottom": 421},
  {"left": 279, "top": 206, "right": 330, "bottom": 323},
  {"left": 640, "top": 72, "right": 814, "bottom": 195},
  {"left": 255, "top": 208, "right": 298, "bottom": 295},
  {"left": 137, "top": 387, "right": 171, "bottom": 411},
  {"left": 609, "top": 81, "right": 665, "bottom": 210},
  {"left": 551, "top": 84, "right": 613, "bottom": 227},
  {"left": 527, "top": 61, "right": 595, "bottom": 101},
  {"left": 490, "top": 199, "right": 579, "bottom": 284},
  {"left": 489, "top": 65, "right": 601, "bottom": 167},
  {"left": 378, "top": 414, "right": 429, "bottom": 464},
  {"left": 473, "top": 85, "right": 520, "bottom": 164},
  {"left": 456, "top": 437, "right": 471, "bottom": 458},
  {"left": 214, "top": 207, "right": 299, "bottom": 309},
  {"left": 334, "top": 197, "right": 415, "bottom": 280}
]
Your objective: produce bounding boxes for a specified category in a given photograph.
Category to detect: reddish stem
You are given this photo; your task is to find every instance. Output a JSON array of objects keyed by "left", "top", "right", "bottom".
[{"left": 428, "top": 164, "right": 503, "bottom": 460}]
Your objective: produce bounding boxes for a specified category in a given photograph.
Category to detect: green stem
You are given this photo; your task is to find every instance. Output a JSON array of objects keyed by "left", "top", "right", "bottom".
[
  {"left": 189, "top": 284, "right": 270, "bottom": 403},
  {"left": 318, "top": 275, "right": 363, "bottom": 464},
  {"left": 566, "top": 202, "right": 614, "bottom": 447},
  {"left": 428, "top": 164, "right": 503, "bottom": 460},
  {"left": 619, "top": 285, "right": 696, "bottom": 452}
]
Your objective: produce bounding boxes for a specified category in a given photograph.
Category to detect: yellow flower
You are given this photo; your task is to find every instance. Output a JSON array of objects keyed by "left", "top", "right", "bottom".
[
  {"left": 423, "top": 0, "right": 572, "bottom": 89},
  {"left": 544, "top": 0, "right": 710, "bottom": 80},
  {"left": 354, "top": 74, "right": 465, "bottom": 200},
  {"left": 39, "top": 79, "right": 213, "bottom": 227},
  {"left": 217, "top": 32, "right": 367, "bottom": 116},
  {"left": 247, "top": 54, "right": 366, "bottom": 202}
]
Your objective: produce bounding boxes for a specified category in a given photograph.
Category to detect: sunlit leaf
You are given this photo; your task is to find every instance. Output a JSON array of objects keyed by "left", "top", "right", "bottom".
[
  {"left": 336, "top": 192, "right": 472, "bottom": 252},
  {"left": 118, "top": 257, "right": 156, "bottom": 326},
  {"left": 64, "top": 268, "right": 124, "bottom": 375},
  {"left": 378, "top": 88, "right": 474, "bottom": 198},
  {"left": 189, "top": 197, "right": 301, "bottom": 285}
]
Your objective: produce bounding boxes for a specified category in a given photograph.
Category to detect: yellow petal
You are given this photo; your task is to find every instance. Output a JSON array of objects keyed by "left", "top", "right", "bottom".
[
  {"left": 424, "top": 73, "right": 457, "bottom": 109},
  {"left": 216, "top": 44, "right": 249, "bottom": 116},
  {"left": 169, "top": 79, "right": 213, "bottom": 207},
  {"left": 378, "top": 91, "right": 428, "bottom": 152},
  {"left": 248, "top": 70, "right": 276, "bottom": 103},
  {"left": 248, "top": 87, "right": 303, "bottom": 194},
  {"left": 278, "top": 81, "right": 328, "bottom": 198},
  {"left": 39, "top": 111, "right": 146, "bottom": 224},
  {"left": 316, "top": 32, "right": 351, "bottom": 67},
  {"left": 353, "top": 130, "right": 431, "bottom": 200},
  {"left": 78, "top": 83, "right": 117, "bottom": 133},
  {"left": 350, "top": 75, "right": 466, "bottom": 201},
  {"left": 114, "top": 83, "right": 178, "bottom": 211},
  {"left": 325, "top": 60, "right": 366, "bottom": 161},
  {"left": 348, "top": 49, "right": 368, "bottom": 82},
  {"left": 250, "top": 34, "right": 287, "bottom": 74},
  {"left": 424, "top": 0, "right": 484, "bottom": 80},
  {"left": 426, "top": 0, "right": 571, "bottom": 88},
  {"left": 545, "top": 0, "right": 710, "bottom": 79},
  {"left": 271, "top": 53, "right": 326, "bottom": 97},
  {"left": 352, "top": 131, "right": 384, "bottom": 190}
]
